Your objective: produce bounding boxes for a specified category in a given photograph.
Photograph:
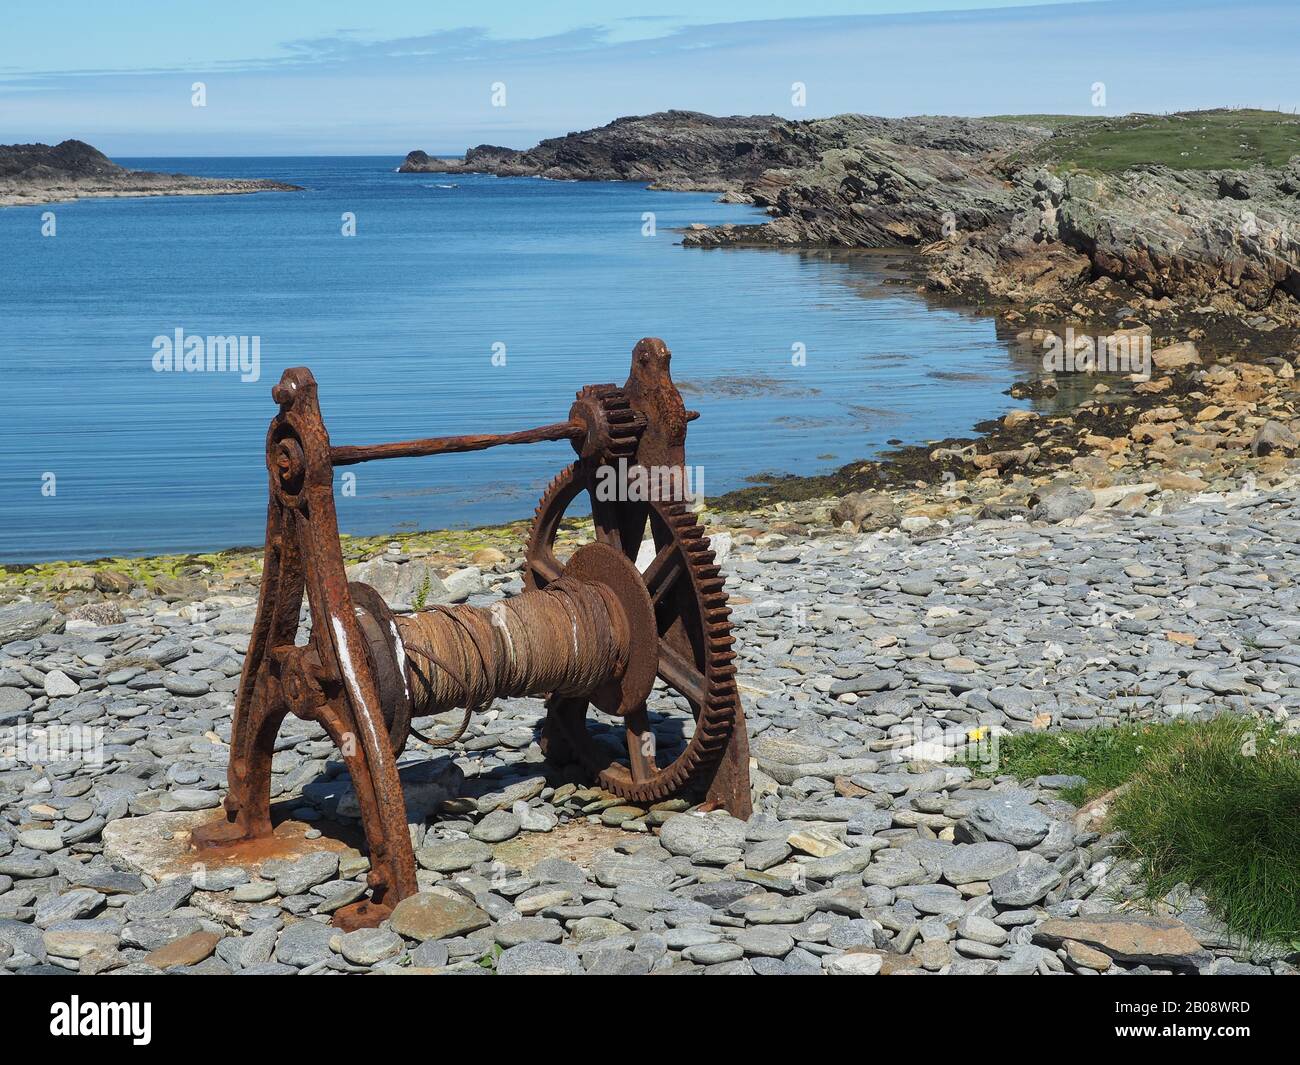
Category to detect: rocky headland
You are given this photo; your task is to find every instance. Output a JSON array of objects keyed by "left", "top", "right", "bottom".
[
  {"left": 398, "top": 110, "right": 786, "bottom": 192},
  {"left": 407, "top": 108, "right": 1300, "bottom": 328},
  {"left": 0, "top": 140, "right": 301, "bottom": 208}
]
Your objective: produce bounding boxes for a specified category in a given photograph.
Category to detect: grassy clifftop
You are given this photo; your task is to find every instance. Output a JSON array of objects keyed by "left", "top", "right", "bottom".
[{"left": 994, "top": 108, "right": 1300, "bottom": 172}]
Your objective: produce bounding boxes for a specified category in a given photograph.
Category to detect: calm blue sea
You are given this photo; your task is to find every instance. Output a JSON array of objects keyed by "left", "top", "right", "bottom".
[{"left": 0, "top": 157, "right": 1043, "bottom": 563}]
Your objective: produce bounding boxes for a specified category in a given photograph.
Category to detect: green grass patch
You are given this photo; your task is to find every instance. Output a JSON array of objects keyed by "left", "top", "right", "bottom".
[
  {"left": 990, "top": 716, "right": 1300, "bottom": 947},
  {"left": 1025, "top": 108, "right": 1300, "bottom": 173},
  {"left": 986, "top": 721, "right": 1193, "bottom": 805},
  {"left": 1111, "top": 716, "right": 1300, "bottom": 948}
]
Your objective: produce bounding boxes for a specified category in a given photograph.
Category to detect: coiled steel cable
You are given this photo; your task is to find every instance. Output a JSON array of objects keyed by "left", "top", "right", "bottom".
[{"left": 395, "top": 575, "right": 623, "bottom": 746}]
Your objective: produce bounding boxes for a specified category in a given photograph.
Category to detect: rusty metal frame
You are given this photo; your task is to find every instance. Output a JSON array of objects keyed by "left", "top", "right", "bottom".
[{"left": 194, "top": 339, "right": 750, "bottom": 929}]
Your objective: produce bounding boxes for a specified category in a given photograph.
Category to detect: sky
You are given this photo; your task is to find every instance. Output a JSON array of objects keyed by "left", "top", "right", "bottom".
[{"left": 1, "top": 0, "right": 1296, "bottom": 155}]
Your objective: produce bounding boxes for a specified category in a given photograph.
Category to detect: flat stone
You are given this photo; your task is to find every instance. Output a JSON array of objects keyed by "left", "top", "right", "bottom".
[
  {"left": 515, "top": 803, "right": 558, "bottom": 832},
  {"left": 44, "top": 670, "right": 80, "bottom": 698},
  {"left": 238, "top": 962, "right": 299, "bottom": 976},
  {"left": 389, "top": 892, "right": 491, "bottom": 942},
  {"left": 787, "top": 829, "right": 846, "bottom": 858},
  {"left": 915, "top": 939, "right": 952, "bottom": 970},
  {"left": 941, "top": 842, "right": 1020, "bottom": 886},
  {"left": 585, "top": 948, "right": 652, "bottom": 975},
  {"left": 956, "top": 914, "right": 1007, "bottom": 946},
  {"left": 516, "top": 888, "right": 574, "bottom": 915},
  {"left": 415, "top": 839, "right": 493, "bottom": 873},
  {"left": 961, "top": 796, "right": 1051, "bottom": 847},
  {"left": 0, "top": 602, "right": 57, "bottom": 641},
  {"left": 124, "top": 878, "right": 194, "bottom": 919},
  {"left": 18, "top": 828, "right": 64, "bottom": 853},
  {"left": 35, "top": 888, "right": 103, "bottom": 927},
  {"left": 735, "top": 926, "right": 794, "bottom": 958},
  {"left": 897, "top": 884, "right": 967, "bottom": 917},
  {"left": 164, "top": 675, "right": 210, "bottom": 697},
  {"left": 493, "top": 917, "right": 563, "bottom": 947},
  {"left": 591, "top": 852, "right": 674, "bottom": 888},
  {"left": 470, "top": 810, "right": 521, "bottom": 843},
  {"left": 144, "top": 931, "right": 221, "bottom": 969},
  {"left": 801, "top": 844, "right": 877, "bottom": 880},
  {"left": 658, "top": 811, "right": 747, "bottom": 857},
  {"left": 569, "top": 917, "right": 630, "bottom": 943},
  {"left": 275, "top": 919, "right": 337, "bottom": 967},
  {"left": 43, "top": 929, "right": 120, "bottom": 960},
  {"left": 216, "top": 927, "right": 277, "bottom": 969},
  {"left": 744, "top": 839, "right": 793, "bottom": 871},
  {"left": 1065, "top": 938, "right": 1113, "bottom": 971},
  {"left": 825, "top": 952, "right": 883, "bottom": 975},
  {"left": 495, "top": 941, "right": 583, "bottom": 975},
  {"left": 411, "top": 940, "right": 450, "bottom": 968},
  {"left": 682, "top": 941, "right": 744, "bottom": 965},
  {"left": 276, "top": 852, "right": 339, "bottom": 896},
  {"left": 1033, "top": 914, "right": 1209, "bottom": 971},
  {"left": 989, "top": 854, "right": 1062, "bottom": 906},
  {"left": 120, "top": 917, "right": 205, "bottom": 952},
  {"left": 335, "top": 927, "right": 403, "bottom": 966},
  {"left": 0, "top": 686, "right": 33, "bottom": 717},
  {"left": 863, "top": 850, "right": 925, "bottom": 888},
  {"left": 475, "top": 776, "right": 547, "bottom": 815},
  {"left": 600, "top": 805, "right": 645, "bottom": 827},
  {"left": 232, "top": 881, "right": 278, "bottom": 903},
  {"left": 166, "top": 788, "right": 221, "bottom": 811}
]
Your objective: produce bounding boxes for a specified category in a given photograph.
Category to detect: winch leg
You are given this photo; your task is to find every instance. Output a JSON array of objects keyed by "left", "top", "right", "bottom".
[
  {"left": 193, "top": 498, "right": 300, "bottom": 847},
  {"left": 195, "top": 368, "right": 419, "bottom": 924},
  {"left": 702, "top": 705, "right": 753, "bottom": 819},
  {"left": 312, "top": 697, "right": 411, "bottom": 928}
]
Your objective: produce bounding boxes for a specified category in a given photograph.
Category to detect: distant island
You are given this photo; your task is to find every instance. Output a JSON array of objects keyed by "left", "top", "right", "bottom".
[
  {"left": 0, "top": 140, "right": 300, "bottom": 208},
  {"left": 401, "top": 108, "right": 1300, "bottom": 326}
]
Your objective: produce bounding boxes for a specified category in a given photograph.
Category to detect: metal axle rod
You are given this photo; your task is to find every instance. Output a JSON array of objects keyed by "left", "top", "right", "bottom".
[{"left": 329, "top": 420, "right": 583, "bottom": 466}]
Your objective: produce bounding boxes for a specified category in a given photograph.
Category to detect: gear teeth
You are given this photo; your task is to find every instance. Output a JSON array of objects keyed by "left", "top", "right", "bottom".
[
  {"left": 524, "top": 461, "right": 743, "bottom": 805},
  {"left": 570, "top": 385, "right": 643, "bottom": 462}
]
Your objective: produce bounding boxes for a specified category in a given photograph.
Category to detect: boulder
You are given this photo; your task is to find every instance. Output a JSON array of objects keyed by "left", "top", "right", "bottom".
[
  {"left": 1033, "top": 914, "right": 1210, "bottom": 971},
  {"left": 1151, "top": 341, "right": 1201, "bottom": 372}
]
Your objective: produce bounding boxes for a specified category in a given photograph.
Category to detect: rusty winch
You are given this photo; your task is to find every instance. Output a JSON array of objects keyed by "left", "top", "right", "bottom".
[{"left": 193, "top": 338, "right": 751, "bottom": 929}]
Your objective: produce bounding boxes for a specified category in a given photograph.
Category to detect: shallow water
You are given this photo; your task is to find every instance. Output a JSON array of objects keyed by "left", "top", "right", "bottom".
[{"left": 0, "top": 156, "right": 1044, "bottom": 562}]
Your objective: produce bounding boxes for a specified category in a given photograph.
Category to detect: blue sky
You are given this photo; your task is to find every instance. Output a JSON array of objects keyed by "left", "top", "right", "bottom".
[{"left": 1, "top": 0, "right": 1295, "bottom": 155}]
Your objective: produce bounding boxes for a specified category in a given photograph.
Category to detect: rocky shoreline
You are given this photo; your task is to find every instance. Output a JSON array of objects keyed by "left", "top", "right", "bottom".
[
  {"left": 398, "top": 108, "right": 1300, "bottom": 508},
  {"left": 0, "top": 140, "right": 300, "bottom": 208},
  {"left": 404, "top": 108, "right": 1300, "bottom": 331}
]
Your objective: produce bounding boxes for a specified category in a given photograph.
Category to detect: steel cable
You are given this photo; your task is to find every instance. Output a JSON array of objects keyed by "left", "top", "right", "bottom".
[{"left": 395, "top": 576, "right": 622, "bottom": 742}]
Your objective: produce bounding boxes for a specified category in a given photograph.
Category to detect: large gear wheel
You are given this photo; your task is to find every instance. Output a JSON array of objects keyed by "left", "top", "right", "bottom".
[{"left": 524, "top": 459, "right": 740, "bottom": 804}]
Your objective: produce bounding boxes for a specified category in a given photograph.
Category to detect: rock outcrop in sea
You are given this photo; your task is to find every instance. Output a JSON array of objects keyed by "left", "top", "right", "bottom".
[
  {"left": 0, "top": 140, "right": 301, "bottom": 208},
  {"left": 399, "top": 110, "right": 786, "bottom": 191}
]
